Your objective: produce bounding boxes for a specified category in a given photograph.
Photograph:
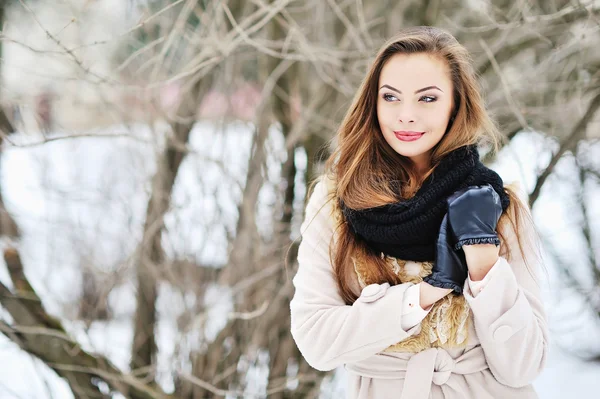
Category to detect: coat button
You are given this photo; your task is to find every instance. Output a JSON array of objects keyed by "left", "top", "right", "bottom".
[
  {"left": 361, "top": 284, "right": 381, "bottom": 297},
  {"left": 493, "top": 325, "right": 514, "bottom": 343},
  {"left": 360, "top": 283, "right": 389, "bottom": 303}
]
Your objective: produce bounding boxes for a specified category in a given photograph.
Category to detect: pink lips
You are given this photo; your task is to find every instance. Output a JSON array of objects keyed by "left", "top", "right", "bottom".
[{"left": 394, "top": 131, "right": 425, "bottom": 142}]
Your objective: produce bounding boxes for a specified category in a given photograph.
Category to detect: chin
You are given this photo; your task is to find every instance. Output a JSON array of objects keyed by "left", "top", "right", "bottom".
[
  {"left": 394, "top": 147, "right": 429, "bottom": 157},
  {"left": 389, "top": 142, "right": 434, "bottom": 159}
]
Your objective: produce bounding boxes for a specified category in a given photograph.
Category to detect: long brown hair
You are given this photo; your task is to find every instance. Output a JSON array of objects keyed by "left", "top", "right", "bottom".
[{"left": 314, "top": 26, "right": 541, "bottom": 304}]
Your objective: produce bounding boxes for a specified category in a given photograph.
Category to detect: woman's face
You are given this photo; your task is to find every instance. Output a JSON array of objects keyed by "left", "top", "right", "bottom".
[{"left": 376, "top": 52, "right": 454, "bottom": 172}]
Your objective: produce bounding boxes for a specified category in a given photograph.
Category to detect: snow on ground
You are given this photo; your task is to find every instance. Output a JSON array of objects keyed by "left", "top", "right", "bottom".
[{"left": 0, "top": 124, "right": 599, "bottom": 398}]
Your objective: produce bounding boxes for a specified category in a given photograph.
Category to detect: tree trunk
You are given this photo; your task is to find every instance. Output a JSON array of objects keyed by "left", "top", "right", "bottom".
[{"left": 130, "top": 79, "right": 211, "bottom": 381}]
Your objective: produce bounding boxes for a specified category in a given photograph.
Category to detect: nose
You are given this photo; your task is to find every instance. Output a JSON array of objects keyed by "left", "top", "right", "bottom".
[
  {"left": 398, "top": 118, "right": 415, "bottom": 123},
  {"left": 397, "top": 104, "right": 415, "bottom": 123}
]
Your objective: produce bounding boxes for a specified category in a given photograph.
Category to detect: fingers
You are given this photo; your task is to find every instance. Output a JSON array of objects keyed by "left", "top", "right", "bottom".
[{"left": 447, "top": 184, "right": 498, "bottom": 207}]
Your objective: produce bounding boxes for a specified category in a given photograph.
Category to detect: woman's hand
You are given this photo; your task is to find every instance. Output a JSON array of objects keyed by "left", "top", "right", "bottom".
[
  {"left": 422, "top": 213, "right": 469, "bottom": 294},
  {"left": 447, "top": 185, "right": 502, "bottom": 280}
]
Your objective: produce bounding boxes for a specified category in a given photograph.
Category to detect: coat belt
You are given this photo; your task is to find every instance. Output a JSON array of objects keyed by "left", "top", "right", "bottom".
[{"left": 346, "top": 347, "right": 489, "bottom": 399}]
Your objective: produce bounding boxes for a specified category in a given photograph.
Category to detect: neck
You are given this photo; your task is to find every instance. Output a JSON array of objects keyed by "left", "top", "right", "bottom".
[{"left": 410, "top": 157, "right": 430, "bottom": 180}]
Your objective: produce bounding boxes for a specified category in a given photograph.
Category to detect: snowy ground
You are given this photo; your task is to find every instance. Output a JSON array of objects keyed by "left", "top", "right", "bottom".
[{"left": 0, "top": 124, "right": 599, "bottom": 398}]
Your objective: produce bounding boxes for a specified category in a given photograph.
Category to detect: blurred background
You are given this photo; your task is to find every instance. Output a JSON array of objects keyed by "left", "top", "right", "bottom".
[{"left": 0, "top": 0, "right": 599, "bottom": 398}]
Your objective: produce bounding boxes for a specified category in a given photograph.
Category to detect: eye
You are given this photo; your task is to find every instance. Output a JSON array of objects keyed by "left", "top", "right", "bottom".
[
  {"left": 420, "top": 95, "right": 437, "bottom": 103},
  {"left": 383, "top": 93, "right": 398, "bottom": 102}
]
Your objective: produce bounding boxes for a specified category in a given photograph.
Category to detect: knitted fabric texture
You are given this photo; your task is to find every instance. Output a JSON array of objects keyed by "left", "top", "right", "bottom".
[{"left": 340, "top": 145, "right": 510, "bottom": 261}]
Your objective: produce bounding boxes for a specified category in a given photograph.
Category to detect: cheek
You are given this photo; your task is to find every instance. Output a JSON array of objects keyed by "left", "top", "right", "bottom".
[
  {"left": 376, "top": 102, "right": 389, "bottom": 127},
  {"left": 376, "top": 100, "right": 384, "bottom": 116},
  {"left": 436, "top": 114, "right": 451, "bottom": 129},
  {"left": 426, "top": 107, "right": 451, "bottom": 131}
]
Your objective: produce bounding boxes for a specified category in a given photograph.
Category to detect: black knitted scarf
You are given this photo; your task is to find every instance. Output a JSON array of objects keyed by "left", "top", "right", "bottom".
[{"left": 340, "top": 145, "right": 510, "bottom": 262}]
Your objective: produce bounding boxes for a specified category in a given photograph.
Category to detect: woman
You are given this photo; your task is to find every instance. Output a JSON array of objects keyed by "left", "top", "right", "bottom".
[{"left": 289, "top": 26, "right": 548, "bottom": 399}]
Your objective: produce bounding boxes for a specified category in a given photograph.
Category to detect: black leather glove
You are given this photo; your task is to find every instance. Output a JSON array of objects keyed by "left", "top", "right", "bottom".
[
  {"left": 423, "top": 213, "right": 468, "bottom": 294},
  {"left": 446, "top": 184, "right": 503, "bottom": 250}
]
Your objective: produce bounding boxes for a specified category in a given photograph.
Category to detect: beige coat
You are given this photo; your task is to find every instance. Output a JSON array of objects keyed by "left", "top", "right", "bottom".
[{"left": 289, "top": 177, "right": 549, "bottom": 399}]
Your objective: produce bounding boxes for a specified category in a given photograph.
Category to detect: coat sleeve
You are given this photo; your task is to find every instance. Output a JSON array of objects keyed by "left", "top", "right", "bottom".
[
  {"left": 463, "top": 195, "right": 549, "bottom": 388},
  {"left": 289, "top": 178, "right": 421, "bottom": 371}
]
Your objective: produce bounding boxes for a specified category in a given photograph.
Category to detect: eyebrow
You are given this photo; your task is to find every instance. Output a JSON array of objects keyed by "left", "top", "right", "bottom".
[{"left": 379, "top": 84, "right": 443, "bottom": 94}]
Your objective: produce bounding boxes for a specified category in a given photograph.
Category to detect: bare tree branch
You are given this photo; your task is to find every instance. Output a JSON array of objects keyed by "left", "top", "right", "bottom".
[
  {"left": 0, "top": 248, "right": 174, "bottom": 399},
  {"left": 478, "top": 37, "right": 530, "bottom": 131},
  {"left": 530, "top": 92, "right": 600, "bottom": 206},
  {"left": 445, "top": 3, "right": 600, "bottom": 33}
]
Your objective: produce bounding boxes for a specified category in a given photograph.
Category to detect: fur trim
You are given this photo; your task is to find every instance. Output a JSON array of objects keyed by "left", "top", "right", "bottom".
[
  {"left": 352, "top": 256, "right": 369, "bottom": 288},
  {"left": 355, "top": 249, "right": 472, "bottom": 353},
  {"left": 384, "top": 293, "right": 471, "bottom": 353},
  {"left": 429, "top": 294, "right": 471, "bottom": 349},
  {"left": 381, "top": 256, "right": 432, "bottom": 284}
]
